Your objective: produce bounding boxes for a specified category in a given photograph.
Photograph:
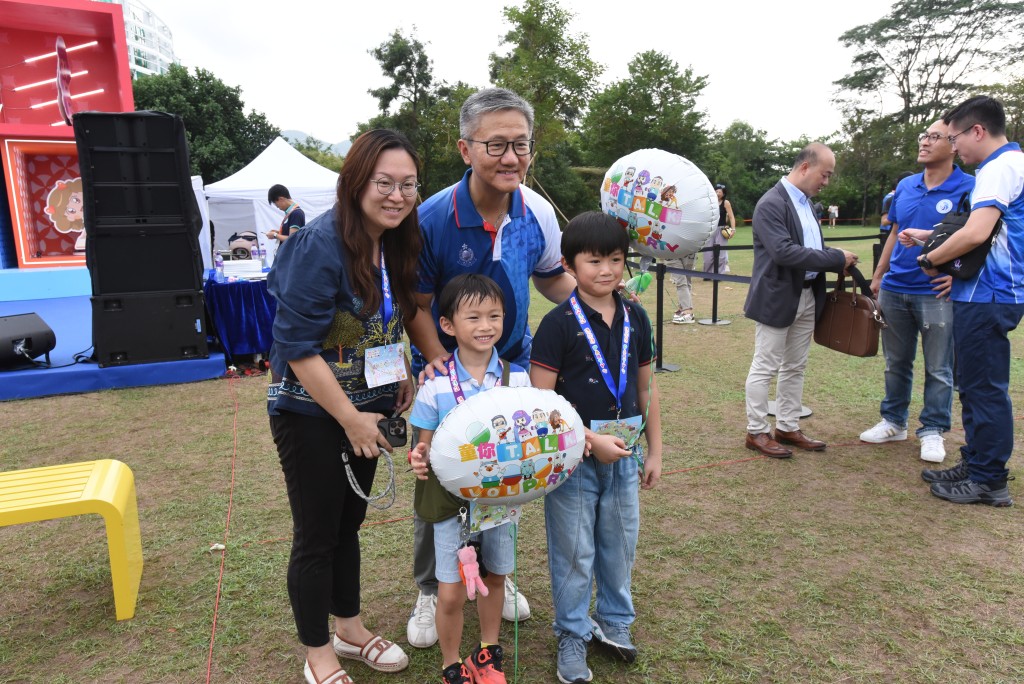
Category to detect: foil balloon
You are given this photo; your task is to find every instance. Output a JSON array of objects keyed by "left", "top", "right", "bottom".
[
  {"left": 600, "top": 149, "right": 717, "bottom": 259},
  {"left": 430, "top": 386, "right": 586, "bottom": 506}
]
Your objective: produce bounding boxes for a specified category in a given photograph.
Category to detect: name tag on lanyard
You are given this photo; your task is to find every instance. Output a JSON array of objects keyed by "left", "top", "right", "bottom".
[{"left": 364, "top": 245, "right": 408, "bottom": 388}]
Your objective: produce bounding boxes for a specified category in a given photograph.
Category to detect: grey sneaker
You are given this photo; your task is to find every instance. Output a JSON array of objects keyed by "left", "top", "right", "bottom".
[
  {"left": 556, "top": 632, "right": 592, "bottom": 684},
  {"left": 590, "top": 617, "right": 637, "bottom": 663},
  {"left": 930, "top": 478, "right": 1012, "bottom": 506},
  {"left": 921, "top": 459, "right": 969, "bottom": 484}
]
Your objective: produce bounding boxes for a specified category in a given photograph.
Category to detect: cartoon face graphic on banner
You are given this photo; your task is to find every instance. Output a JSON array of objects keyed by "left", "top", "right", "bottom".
[
  {"left": 601, "top": 149, "right": 717, "bottom": 259},
  {"left": 43, "top": 177, "right": 84, "bottom": 234},
  {"left": 430, "top": 386, "right": 586, "bottom": 506}
]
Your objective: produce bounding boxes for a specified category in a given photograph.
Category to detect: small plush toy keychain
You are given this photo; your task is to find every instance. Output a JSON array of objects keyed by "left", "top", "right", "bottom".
[{"left": 457, "top": 545, "right": 488, "bottom": 600}]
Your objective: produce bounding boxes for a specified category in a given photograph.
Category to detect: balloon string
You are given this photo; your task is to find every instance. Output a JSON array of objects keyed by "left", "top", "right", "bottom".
[{"left": 511, "top": 522, "right": 519, "bottom": 683}]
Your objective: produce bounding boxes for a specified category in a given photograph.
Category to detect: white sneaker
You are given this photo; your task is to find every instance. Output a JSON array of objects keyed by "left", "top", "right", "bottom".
[
  {"left": 672, "top": 312, "right": 696, "bottom": 324},
  {"left": 859, "top": 419, "right": 908, "bottom": 443},
  {"left": 920, "top": 434, "right": 946, "bottom": 463},
  {"left": 406, "top": 591, "right": 437, "bottom": 648},
  {"left": 502, "top": 576, "right": 531, "bottom": 621}
]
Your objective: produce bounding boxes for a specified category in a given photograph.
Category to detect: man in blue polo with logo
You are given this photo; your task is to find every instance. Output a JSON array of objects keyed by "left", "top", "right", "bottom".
[
  {"left": 404, "top": 87, "right": 578, "bottom": 648},
  {"left": 860, "top": 120, "right": 974, "bottom": 463},
  {"left": 909, "top": 95, "right": 1024, "bottom": 507}
]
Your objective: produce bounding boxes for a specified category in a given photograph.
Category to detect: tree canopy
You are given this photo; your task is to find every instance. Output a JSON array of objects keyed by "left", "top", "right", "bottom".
[
  {"left": 580, "top": 51, "right": 709, "bottom": 169},
  {"left": 132, "top": 64, "right": 279, "bottom": 183},
  {"left": 488, "top": 0, "right": 602, "bottom": 150},
  {"left": 835, "top": 0, "right": 1024, "bottom": 125}
]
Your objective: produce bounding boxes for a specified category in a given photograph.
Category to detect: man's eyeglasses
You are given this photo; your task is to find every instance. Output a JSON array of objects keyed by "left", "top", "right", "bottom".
[
  {"left": 465, "top": 138, "right": 535, "bottom": 157},
  {"left": 947, "top": 124, "right": 978, "bottom": 146},
  {"left": 917, "top": 132, "right": 944, "bottom": 143},
  {"left": 368, "top": 178, "right": 420, "bottom": 197}
]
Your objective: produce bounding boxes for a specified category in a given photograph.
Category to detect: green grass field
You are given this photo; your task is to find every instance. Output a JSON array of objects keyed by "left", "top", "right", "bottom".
[{"left": 3, "top": 225, "right": 1024, "bottom": 683}]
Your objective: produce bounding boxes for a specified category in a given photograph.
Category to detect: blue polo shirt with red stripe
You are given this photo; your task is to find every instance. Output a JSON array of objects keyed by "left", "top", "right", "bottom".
[{"left": 414, "top": 169, "right": 563, "bottom": 371}]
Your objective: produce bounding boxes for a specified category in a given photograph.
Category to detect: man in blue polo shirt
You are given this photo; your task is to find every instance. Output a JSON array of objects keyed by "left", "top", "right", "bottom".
[
  {"left": 404, "top": 87, "right": 577, "bottom": 647},
  {"left": 860, "top": 121, "right": 974, "bottom": 462},
  {"left": 912, "top": 96, "right": 1024, "bottom": 506}
]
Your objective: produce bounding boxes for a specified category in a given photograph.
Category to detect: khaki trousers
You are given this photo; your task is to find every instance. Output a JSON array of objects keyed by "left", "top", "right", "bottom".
[{"left": 745, "top": 288, "right": 815, "bottom": 434}]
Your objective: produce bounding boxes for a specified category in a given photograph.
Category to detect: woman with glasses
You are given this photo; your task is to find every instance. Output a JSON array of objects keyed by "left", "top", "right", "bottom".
[{"left": 267, "top": 129, "right": 422, "bottom": 684}]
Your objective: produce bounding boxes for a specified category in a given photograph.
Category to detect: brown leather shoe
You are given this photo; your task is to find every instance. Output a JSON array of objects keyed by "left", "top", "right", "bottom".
[
  {"left": 745, "top": 432, "right": 792, "bottom": 458},
  {"left": 774, "top": 429, "right": 827, "bottom": 451}
]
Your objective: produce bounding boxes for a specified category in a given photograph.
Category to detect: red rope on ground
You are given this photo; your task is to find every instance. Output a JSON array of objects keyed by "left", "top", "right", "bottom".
[{"left": 205, "top": 376, "right": 240, "bottom": 684}]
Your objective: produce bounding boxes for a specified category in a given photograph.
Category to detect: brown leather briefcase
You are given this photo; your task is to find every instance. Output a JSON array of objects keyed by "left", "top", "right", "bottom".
[{"left": 813, "top": 267, "right": 886, "bottom": 357}]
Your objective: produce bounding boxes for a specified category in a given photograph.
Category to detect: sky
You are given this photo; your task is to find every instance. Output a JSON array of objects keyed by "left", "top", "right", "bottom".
[{"left": 137, "top": 0, "right": 901, "bottom": 146}]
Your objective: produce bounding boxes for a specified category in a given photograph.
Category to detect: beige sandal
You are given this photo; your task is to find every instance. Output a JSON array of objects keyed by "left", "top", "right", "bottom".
[
  {"left": 333, "top": 633, "right": 409, "bottom": 672},
  {"left": 303, "top": 660, "right": 354, "bottom": 684}
]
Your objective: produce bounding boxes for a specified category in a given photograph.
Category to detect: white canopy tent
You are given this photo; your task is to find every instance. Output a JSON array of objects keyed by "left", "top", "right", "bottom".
[{"left": 204, "top": 137, "right": 338, "bottom": 264}]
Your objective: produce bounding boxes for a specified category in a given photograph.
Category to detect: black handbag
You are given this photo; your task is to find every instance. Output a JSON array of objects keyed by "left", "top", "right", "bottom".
[{"left": 921, "top": 192, "right": 1002, "bottom": 279}]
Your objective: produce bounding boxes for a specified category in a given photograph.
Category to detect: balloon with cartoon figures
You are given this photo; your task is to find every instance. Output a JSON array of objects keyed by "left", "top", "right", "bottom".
[
  {"left": 429, "top": 386, "right": 586, "bottom": 514},
  {"left": 600, "top": 149, "right": 717, "bottom": 261}
]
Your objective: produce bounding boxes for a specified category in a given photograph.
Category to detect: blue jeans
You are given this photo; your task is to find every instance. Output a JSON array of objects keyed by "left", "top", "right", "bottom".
[
  {"left": 545, "top": 455, "right": 640, "bottom": 640},
  {"left": 954, "top": 301, "right": 1024, "bottom": 484},
  {"left": 878, "top": 289, "right": 954, "bottom": 436}
]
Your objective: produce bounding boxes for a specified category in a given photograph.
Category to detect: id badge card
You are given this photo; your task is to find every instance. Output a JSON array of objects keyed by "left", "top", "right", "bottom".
[
  {"left": 468, "top": 501, "right": 521, "bottom": 533},
  {"left": 364, "top": 343, "right": 408, "bottom": 388},
  {"left": 590, "top": 415, "right": 643, "bottom": 448}
]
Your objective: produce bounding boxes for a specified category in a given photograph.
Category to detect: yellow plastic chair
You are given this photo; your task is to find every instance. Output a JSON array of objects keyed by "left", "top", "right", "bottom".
[{"left": 0, "top": 459, "right": 143, "bottom": 620}]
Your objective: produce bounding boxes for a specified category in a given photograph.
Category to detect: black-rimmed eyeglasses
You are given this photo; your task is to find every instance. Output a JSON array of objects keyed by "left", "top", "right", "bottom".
[
  {"left": 465, "top": 139, "right": 535, "bottom": 157},
  {"left": 917, "top": 132, "right": 943, "bottom": 143},
  {"left": 947, "top": 125, "right": 978, "bottom": 146},
  {"left": 368, "top": 178, "right": 420, "bottom": 197}
]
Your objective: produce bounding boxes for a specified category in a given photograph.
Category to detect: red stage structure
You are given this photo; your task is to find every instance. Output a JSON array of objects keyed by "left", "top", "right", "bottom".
[{"left": 0, "top": 0, "right": 135, "bottom": 269}]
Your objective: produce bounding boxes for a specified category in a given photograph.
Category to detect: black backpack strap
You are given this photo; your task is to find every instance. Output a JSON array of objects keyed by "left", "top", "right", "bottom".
[
  {"left": 501, "top": 358, "right": 510, "bottom": 386},
  {"left": 957, "top": 191, "right": 972, "bottom": 213},
  {"left": 848, "top": 265, "right": 874, "bottom": 298}
]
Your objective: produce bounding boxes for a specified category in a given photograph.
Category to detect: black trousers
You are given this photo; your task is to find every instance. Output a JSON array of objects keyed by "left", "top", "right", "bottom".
[{"left": 270, "top": 411, "right": 379, "bottom": 647}]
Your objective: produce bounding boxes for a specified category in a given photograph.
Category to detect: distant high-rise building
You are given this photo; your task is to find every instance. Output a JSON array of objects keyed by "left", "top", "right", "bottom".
[{"left": 94, "top": 0, "right": 177, "bottom": 78}]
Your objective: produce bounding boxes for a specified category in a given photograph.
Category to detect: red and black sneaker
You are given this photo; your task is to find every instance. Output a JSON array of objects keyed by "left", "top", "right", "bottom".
[
  {"left": 466, "top": 644, "right": 506, "bottom": 684},
  {"left": 441, "top": 661, "right": 474, "bottom": 684}
]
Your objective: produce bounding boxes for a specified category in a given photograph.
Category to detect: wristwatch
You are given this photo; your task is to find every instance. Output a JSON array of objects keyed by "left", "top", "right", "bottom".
[{"left": 918, "top": 255, "right": 934, "bottom": 269}]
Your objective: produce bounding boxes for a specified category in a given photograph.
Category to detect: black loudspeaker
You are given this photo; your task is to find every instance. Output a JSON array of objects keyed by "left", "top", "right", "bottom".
[
  {"left": 73, "top": 111, "right": 204, "bottom": 296},
  {"left": 86, "top": 229, "right": 203, "bottom": 294},
  {"left": 92, "top": 291, "right": 208, "bottom": 367},
  {"left": 0, "top": 313, "right": 56, "bottom": 368},
  {"left": 73, "top": 111, "right": 202, "bottom": 230}
]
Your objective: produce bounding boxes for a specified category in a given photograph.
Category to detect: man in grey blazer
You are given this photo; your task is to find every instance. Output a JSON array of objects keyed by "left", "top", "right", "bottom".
[{"left": 744, "top": 143, "right": 858, "bottom": 457}]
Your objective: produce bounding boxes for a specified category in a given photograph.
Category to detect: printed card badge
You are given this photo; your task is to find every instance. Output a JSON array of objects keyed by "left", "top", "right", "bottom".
[
  {"left": 364, "top": 343, "right": 408, "bottom": 388},
  {"left": 590, "top": 415, "right": 643, "bottom": 448},
  {"left": 469, "top": 501, "right": 520, "bottom": 533}
]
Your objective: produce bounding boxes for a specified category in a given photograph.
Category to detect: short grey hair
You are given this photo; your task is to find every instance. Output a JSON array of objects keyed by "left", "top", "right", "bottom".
[{"left": 459, "top": 88, "right": 535, "bottom": 139}]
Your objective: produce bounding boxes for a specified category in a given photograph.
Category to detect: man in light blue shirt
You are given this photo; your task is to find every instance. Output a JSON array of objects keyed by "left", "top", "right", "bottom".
[{"left": 743, "top": 143, "right": 858, "bottom": 458}]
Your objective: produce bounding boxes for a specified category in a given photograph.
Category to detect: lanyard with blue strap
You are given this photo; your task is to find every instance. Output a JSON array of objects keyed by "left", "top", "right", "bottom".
[
  {"left": 568, "top": 293, "right": 630, "bottom": 416},
  {"left": 380, "top": 243, "right": 394, "bottom": 329},
  {"left": 568, "top": 293, "right": 644, "bottom": 469},
  {"left": 340, "top": 242, "right": 398, "bottom": 510}
]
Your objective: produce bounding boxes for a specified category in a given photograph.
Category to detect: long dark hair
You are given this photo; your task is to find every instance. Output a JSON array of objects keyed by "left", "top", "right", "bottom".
[{"left": 336, "top": 129, "right": 423, "bottom": 320}]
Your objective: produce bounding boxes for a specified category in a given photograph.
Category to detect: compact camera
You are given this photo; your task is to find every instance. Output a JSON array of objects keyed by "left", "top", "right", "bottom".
[{"left": 378, "top": 417, "right": 408, "bottom": 448}]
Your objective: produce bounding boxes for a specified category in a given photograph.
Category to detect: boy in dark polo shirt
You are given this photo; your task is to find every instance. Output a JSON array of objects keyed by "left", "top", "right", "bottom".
[{"left": 529, "top": 211, "right": 663, "bottom": 684}]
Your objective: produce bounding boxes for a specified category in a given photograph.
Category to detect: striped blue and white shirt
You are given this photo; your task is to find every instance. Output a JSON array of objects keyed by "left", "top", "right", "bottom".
[{"left": 951, "top": 143, "right": 1024, "bottom": 303}]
